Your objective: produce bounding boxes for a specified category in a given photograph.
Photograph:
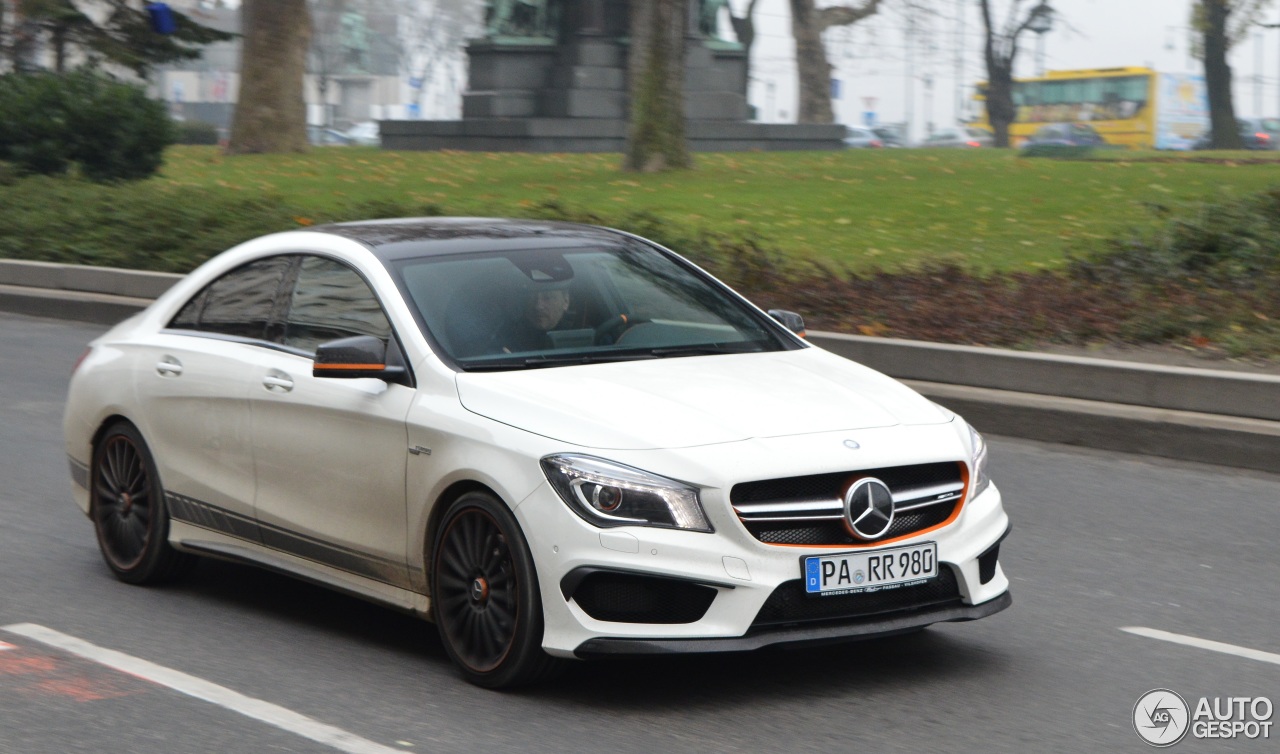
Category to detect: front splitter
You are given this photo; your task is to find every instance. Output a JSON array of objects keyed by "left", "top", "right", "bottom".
[{"left": 573, "top": 591, "right": 1012, "bottom": 658}]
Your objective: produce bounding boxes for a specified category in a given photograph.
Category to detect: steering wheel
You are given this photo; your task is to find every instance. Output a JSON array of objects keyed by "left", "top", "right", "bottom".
[{"left": 593, "top": 314, "right": 641, "bottom": 345}]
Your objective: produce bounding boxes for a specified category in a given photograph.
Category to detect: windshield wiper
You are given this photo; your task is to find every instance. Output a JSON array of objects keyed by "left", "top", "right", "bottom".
[
  {"left": 459, "top": 351, "right": 659, "bottom": 371},
  {"left": 647, "top": 342, "right": 769, "bottom": 358}
]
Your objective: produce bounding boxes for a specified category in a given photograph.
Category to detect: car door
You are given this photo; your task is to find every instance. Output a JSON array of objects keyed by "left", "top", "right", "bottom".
[
  {"left": 132, "top": 256, "right": 293, "bottom": 542},
  {"left": 248, "top": 255, "right": 414, "bottom": 589}
]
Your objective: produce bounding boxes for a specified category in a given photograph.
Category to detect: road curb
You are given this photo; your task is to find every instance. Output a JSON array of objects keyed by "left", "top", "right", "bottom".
[
  {"left": 907, "top": 381, "right": 1280, "bottom": 475},
  {"left": 1, "top": 260, "right": 1276, "bottom": 474},
  {"left": 0, "top": 284, "right": 153, "bottom": 324},
  {"left": 808, "top": 332, "right": 1280, "bottom": 422}
]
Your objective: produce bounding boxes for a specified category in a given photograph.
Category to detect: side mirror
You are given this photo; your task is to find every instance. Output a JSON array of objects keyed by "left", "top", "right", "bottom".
[
  {"left": 767, "top": 309, "right": 806, "bottom": 338},
  {"left": 313, "top": 335, "right": 407, "bottom": 383}
]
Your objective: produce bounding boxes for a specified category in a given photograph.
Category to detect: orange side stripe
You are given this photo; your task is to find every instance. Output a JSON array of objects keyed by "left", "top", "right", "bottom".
[{"left": 313, "top": 363, "right": 385, "bottom": 370}]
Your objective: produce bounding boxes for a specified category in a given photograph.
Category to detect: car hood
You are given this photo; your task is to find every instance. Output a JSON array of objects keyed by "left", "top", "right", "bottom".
[{"left": 454, "top": 348, "right": 949, "bottom": 450}]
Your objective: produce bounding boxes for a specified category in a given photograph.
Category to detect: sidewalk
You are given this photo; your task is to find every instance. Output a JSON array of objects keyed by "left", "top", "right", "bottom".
[{"left": 3, "top": 259, "right": 1277, "bottom": 474}]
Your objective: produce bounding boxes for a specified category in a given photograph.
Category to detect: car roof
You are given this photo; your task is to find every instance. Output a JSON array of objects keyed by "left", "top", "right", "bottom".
[{"left": 308, "top": 217, "right": 631, "bottom": 262}]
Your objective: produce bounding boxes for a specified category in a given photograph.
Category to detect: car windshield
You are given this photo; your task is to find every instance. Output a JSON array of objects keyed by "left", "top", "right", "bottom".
[{"left": 392, "top": 242, "right": 791, "bottom": 370}]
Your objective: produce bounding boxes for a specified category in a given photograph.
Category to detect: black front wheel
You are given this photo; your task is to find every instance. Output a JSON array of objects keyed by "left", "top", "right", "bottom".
[
  {"left": 431, "top": 492, "right": 562, "bottom": 688},
  {"left": 90, "top": 422, "right": 194, "bottom": 584}
]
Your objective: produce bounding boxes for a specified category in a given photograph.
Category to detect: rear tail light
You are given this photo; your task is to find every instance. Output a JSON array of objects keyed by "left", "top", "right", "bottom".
[
  {"left": 871, "top": 139, "right": 883, "bottom": 148},
  {"left": 1256, "top": 132, "right": 1269, "bottom": 141},
  {"left": 966, "top": 140, "right": 981, "bottom": 148}
]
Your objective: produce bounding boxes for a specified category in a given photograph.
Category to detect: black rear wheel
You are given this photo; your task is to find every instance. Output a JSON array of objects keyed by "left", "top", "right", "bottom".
[
  {"left": 431, "top": 491, "right": 562, "bottom": 688},
  {"left": 91, "top": 422, "right": 194, "bottom": 584}
]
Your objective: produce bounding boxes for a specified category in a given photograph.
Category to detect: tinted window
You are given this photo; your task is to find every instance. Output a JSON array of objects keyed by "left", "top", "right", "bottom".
[
  {"left": 283, "top": 256, "right": 391, "bottom": 353},
  {"left": 169, "top": 256, "right": 291, "bottom": 340},
  {"left": 395, "top": 243, "right": 789, "bottom": 368}
]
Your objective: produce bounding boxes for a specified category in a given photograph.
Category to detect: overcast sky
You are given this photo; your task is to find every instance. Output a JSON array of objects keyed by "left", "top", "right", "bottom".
[{"left": 743, "top": 0, "right": 1280, "bottom": 136}]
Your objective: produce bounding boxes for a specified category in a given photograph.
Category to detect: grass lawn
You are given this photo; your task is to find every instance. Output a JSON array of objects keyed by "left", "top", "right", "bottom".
[{"left": 158, "top": 145, "right": 1280, "bottom": 273}]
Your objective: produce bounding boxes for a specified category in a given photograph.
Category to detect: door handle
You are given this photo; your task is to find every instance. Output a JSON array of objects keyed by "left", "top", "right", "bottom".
[
  {"left": 156, "top": 357, "right": 183, "bottom": 376},
  {"left": 262, "top": 374, "right": 294, "bottom": 392}
]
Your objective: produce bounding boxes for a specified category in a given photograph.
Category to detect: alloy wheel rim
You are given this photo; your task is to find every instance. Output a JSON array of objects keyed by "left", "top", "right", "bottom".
[
  {"left": 93, "top": 435, "right": 154, "bottom": 570},
  {"left": 436, "top": 508, "right": 518, "bottom": 673}
]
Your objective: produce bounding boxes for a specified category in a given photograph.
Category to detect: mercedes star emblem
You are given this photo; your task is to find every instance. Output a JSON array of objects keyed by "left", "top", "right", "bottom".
[{"left": 843, "top": 477, "right": 895, "bottom": 540}]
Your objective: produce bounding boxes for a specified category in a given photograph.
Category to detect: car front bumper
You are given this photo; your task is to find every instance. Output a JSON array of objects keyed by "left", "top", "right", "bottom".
[{"left": 516, "top": 463, "right": 1012, "bottom": 659}]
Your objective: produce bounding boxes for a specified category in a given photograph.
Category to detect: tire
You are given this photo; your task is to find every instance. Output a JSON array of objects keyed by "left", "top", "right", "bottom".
[
  {"left": 431, "top": 491, "right": 563, "bottom": 688},
  {"left": 90, "top": 422, "right": 195, "bottom": 585}
]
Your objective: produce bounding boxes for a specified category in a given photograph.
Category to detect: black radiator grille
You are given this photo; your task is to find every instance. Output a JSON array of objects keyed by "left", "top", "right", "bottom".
[{"left": 731, "top": 462, "right": 966, "bottom": 547}]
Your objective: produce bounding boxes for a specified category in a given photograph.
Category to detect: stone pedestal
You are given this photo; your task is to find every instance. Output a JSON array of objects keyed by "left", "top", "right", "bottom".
[{"left": 385, "top": 6, "right": 843, "bottom": 153}]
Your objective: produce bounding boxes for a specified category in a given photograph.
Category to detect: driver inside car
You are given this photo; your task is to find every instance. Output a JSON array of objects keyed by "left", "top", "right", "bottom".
[{"left": 500, "top": 286, "right": 571, "bottom": 353}]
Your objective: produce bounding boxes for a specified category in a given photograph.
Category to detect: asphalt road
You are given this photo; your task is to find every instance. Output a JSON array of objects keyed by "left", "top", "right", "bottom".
[{"left": 2, "top": 311, "right": 1277, "bottom": 754}]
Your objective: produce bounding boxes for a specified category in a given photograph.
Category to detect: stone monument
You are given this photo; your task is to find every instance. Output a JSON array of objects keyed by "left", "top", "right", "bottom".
[{"left": 380, "top": 0, "right": 843, "bottom": 152}]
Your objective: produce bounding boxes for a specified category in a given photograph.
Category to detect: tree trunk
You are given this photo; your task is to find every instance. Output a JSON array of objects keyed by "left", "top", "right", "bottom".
[
  {"left": 789, "top": 0, "right": 882, "bottom": 125},
  {"left": 1203, "top": 0, "right": 1242, "bottom": 149},
  {"left": 227, "top": 0, "right": 312, "bottom": 154},
  {"left": 52, "top": 24, "right": 67, "bottom": 73},
  {"left": 623, "top": 0, "right": 690, "bottom": 173},
  {"left": 728, "top": 0, "right": 759, "bottom": 97},
  {"left": 10, "top": 0, "right": 36, "bottom": 72},
  {"left": 979, "top": 0, "right": 1014, "bottom": 148},
  {"left": 1, "top": 2, "right": 7, "bottom": 70},
  {"left": 983, "top": 61, "right": 1014, "bottom": 148},
  {"left": 790, "top": 0, "right": 832, "bottom": 124}
]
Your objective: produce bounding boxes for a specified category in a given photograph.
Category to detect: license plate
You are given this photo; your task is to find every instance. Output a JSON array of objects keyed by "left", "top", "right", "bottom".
[{"left": 803, "top": 542, "right": 938, "bottom": 596}]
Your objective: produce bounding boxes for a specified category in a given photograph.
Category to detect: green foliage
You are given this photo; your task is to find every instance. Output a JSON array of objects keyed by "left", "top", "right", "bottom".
[
  {"left": 1065, "top": 189, "right": 1280, "bottom": 356},
  {"left": 1019, "top": 144, "right": 1094, "bottom": 159},
  {"left": 18, "top": 0, "right": 236, "bottom": 77},
  {"left": 1074, "top": 189, "right": 1280, "bottom": 287},
  {"left": 174, "top": 120, "right": 221, "bottom": 146},
  {"left": 0, "top": 70, "right": 174, "bottom": 182},
  {"left": 0, "top": 148, "right": 1276, "bottom": 358},
  {"left": 0, "top": 177, "right": 303, "bottom": 271}
]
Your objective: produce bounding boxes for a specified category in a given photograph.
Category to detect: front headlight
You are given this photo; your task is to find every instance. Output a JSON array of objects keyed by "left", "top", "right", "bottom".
[
  {"left": 968, "top": 423, "right": 992, "bottom": 499},
  {"left": 540, "top": 454, "right": 713, "bottom": 532}
]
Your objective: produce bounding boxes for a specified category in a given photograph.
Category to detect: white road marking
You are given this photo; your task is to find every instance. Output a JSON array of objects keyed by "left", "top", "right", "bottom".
[
  {"left": 1122, "top": 626, "right": 1280, "bottom": 667},
  {"left": 1, "top": 623, "right": 405, "bottom": 754}
]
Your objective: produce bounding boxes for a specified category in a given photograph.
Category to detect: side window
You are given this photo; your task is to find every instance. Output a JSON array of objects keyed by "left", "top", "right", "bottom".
[
  {"left": 167, "top": 256, "right": 292, "bottom": 341},
  {"left": 283, "top": 256, "right": 391, "bottom": 354}
]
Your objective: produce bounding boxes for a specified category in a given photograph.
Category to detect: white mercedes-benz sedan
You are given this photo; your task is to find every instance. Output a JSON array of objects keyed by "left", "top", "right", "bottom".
[{"left": 64, "top": 218, "right": 1010, "bottom": 687}]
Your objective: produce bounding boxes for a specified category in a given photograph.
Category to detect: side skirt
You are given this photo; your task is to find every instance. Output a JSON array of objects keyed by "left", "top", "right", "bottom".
[{"left": 168, "top": 520, "right": 431, "bottom": 621}]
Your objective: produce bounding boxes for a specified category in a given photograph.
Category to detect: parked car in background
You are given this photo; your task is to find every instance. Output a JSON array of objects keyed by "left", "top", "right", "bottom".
[
  {"left": 1237, "top": 117, "right": 1280, "bottom": 149},
  {"left": 1022, "top": 122, "right": 1108, "bottom": 148},
  {"left": 1193, "top": 118, "right": 1280, "bottom": 150},
  {"left": 843, "top": 125, "right": 883, "bottom": 148},
  {"left": 345, "top": 121, "right": 380, "bottom": 146},
  {"left": 872, "top": 126, "right": 907, "bottom": 147},
  {"left": 308, "top": 125, "right": 353, "bottom": 146},
  {"left": 920, "top": 127, "right": 993, "bottom": 148}
]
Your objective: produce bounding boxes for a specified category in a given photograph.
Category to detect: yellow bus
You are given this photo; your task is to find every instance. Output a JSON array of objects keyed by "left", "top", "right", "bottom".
[{"left": 974, "top": 67, "right": 1208, "bottom": 150}]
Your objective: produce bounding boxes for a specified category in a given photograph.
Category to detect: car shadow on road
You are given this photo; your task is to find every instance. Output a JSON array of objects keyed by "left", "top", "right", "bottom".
[
  {"left": 172, "top": 558, "right": 446, "bottom": 663},
  {"left": 541, "top": 628, "right": 1009, "bottom": 705},
  {"left": 172, "top": 557, "right": 1010, "bottom": 700}
]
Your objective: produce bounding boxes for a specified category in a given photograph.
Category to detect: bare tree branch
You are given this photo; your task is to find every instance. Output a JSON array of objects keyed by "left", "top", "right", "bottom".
[{"left": 818, "top": 0, "right": 883, "bottom": 32}]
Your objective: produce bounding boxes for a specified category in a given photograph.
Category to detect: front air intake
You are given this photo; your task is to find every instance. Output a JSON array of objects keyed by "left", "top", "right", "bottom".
[{"left": 567, "top": 570, "right": 717, "bottom": 624}]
